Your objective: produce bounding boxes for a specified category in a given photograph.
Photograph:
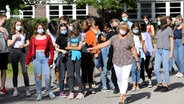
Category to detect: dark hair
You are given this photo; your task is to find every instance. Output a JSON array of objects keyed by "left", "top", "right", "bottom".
[
  {"left": 140, "top": 21, "right": 147, "bottom": 32},
  {"left": 48, "top": 20, "right": 58, "bottom": 36},
  {"left": 142, "top": 15, "right": 151, "bottom": 25},
  {"left": 69, "top": 20, "right": 80, "bottom": 37},
  {"left": 132, "top": 22, "right": 142, "bottom": 41},
  {"left": 121, "top": 11, "right": 128, "bottom": 15},
  {"left": 58, "top": 23, "right": 68, "bottom": 35},
  {"left": 59, "top": 15, "right": 69, "bottom": 23}
]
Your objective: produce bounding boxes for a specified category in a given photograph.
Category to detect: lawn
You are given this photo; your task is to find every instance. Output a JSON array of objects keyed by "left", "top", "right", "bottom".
[{"left": 6, "top": 63, "right": 34, "bottom": 78}]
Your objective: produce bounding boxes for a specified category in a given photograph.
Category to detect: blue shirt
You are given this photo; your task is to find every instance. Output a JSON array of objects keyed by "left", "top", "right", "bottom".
[
  {"left": 68, "top": 35, "right": 82, "bottom": 61},
  {"left": 173, "top": 28, "right": 182, "bottom": 39}
]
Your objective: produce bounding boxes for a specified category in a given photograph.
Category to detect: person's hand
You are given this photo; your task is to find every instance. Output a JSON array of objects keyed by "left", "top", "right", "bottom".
[
  {"left": 19, "top": 44, "right": 24, "bottom": 48},
  {"left": 94, "top": 53, "right": 99, "bottom": 58},
  {"left": 136, "top": 61, "right": 140, "bottom": 70},
  {"left": 65, "top": 47, "right": 70, "bottom": 50},
  {"left": 62, "top": 50, "right": 68, "bottom": 54},
  {"left": 86, "top": 48, "right": 93, "bottom": 52},
  {"left": 0, "top": 27, "right": 5, "bottom": 33},
  {"left": 169, "top": 53, "right": 173, "bottom": 58},
  {"left": 25, "top": 64, "right": 29, "bottom": 67}
]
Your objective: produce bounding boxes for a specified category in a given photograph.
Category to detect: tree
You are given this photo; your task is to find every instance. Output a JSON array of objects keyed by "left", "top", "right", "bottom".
[
  {"left": 63, "top": 0, "right": 137, "bottom": 19},
  {"left": 0, "top": 0, "right": 50, "bottom": 12},
  {"left": 64, "top": 0, "right": 137, "bottom": 11}
]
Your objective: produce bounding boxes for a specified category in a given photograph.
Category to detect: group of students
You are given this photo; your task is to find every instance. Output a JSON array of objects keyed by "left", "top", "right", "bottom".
[{"left": 0, "top": 11, "right": 184, "bottom": 104}]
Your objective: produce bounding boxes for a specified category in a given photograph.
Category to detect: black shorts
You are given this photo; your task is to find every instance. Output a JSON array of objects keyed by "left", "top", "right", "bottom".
[{"left": 0, "top": 52, "right": 9, "bottom": 70}]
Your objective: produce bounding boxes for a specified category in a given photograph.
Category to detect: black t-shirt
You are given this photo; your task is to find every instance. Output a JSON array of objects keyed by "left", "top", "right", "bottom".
[
  {"left": 55, "top": 34, "right": 68, "bottom": 50},
  {"left": 107, "top": 30, "right": 117, "bottom": 70},
  {"left": 106, "top": 31, "right": 117, "bottom": 40}
]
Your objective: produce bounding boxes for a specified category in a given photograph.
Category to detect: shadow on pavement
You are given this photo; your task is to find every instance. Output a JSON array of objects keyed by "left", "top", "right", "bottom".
[
  {"left": 169, "top": 82, "right": 184, "bottom": 91},
  {"left": 127, "top": 92, "right": 151, "bottom": 103}
]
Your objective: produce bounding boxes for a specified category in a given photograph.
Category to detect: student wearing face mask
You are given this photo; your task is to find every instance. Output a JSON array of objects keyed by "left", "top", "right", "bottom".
[
  {"left": 120, "top": 12, "right": 133, "bottom": 28},
  {"left": 173, "top": 15, "right": 184, "bottom": 78},
  {"left": 106, "top": 19, "right": 120, "bottom": 94},
  {"left": 87, "top": 23, "right": 140, "bottom": 104},
  {"left": 142, "top": 15, "right": 155, "bottom": 37},
  {"left": 55, "top": 23, "right": 69, "bottom": 97},
  {"left": 26, "top": 23, "right": 55, "bottom": 101},
  {"left": 154, "top": 15, "right": 174, "bottom": 92},
  {"left": 131, "top": 22, "right": 145, "bottom": 91},
  {"left": 7, "top": 19, "right": 30, "bottom": 97}
]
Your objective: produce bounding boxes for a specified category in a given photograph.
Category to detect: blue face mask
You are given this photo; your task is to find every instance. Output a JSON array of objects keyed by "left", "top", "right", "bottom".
[
  {"left": 60, "top": 30, "right": 67, "bottom": 35},
  {"left": 133, "top": 29, "right": 139, "bottom": 35},
  {"left": 122, "top": 17, "right": 128, "bottom": 22},
  {"left": 37, "top": 29, "right": 44, "bottom": 34},
  {"left": 157, "top": 21, "right": 161, "bottom": 26},
  {"left": 145, "top": 21, "right": 148, "bottom": 25}
]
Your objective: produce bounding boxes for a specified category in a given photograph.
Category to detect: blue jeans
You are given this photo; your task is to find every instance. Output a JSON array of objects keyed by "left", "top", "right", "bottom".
[
  {"left": 58, "top": 53, "right": 67, "bottom": 92},
  {"left": 33, "top": 51, "right": 51, "bottom": 93},
  {"left": 131, "top": 57, "right": 142, "bottom": 83},
  {"left": 169, "top": 58, "right": 173, "bottom": 72},
  {"left": 101, "top": 45, "right": 114, "bottom": 88},
  {"left": 154, "top": 49, "right": 170, "bottom": 84},
  {"left": 174, "top": 39, "right": 184, "bottom": 73}
]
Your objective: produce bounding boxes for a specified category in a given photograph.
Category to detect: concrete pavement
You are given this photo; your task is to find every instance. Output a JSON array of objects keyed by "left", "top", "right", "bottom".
[{"left": 0, "top": 69, "right": 184, "bottom": 104}]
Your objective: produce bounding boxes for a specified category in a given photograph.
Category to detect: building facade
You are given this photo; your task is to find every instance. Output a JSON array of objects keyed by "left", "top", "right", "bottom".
[{"left": 5, "top": 0, "right": 184, "bottom": 21}]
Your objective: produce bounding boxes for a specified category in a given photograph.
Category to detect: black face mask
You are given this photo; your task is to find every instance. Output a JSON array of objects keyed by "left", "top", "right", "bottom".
[{"left": 112, "top": 27, "right": 117, "bottom": 31}]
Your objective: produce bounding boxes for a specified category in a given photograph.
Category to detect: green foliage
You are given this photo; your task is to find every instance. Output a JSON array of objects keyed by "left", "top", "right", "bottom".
[
  {"left": 65, "top": 0, "right": 137, "bottom": 11},
  {"left": 5, "top": 18, "right": 48, "bottom": 37}
]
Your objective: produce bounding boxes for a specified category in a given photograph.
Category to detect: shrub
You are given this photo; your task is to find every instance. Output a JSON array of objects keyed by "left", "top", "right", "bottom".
[{"left": 5, "top": 18, "right": 48, "bottom": 38}]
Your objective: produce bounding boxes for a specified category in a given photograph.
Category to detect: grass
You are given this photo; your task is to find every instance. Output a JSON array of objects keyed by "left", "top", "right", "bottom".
[{"left": 6, "top": 63, "right": 34, "bottom": 78}]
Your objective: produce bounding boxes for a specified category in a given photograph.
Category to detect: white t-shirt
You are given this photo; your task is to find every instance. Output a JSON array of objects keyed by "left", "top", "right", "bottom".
[
  {"left": 12, "top": 34, "right": 26, "bottom": 48},
  {"left": 47, "top": 29, "right": 57, "bottom": 45}
]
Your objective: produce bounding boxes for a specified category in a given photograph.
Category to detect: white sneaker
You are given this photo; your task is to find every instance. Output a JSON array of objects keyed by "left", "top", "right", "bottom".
[
  {"left": 49, "top": 91, "right": 55, "bottom": 99},
  {"left": 36, "top": 93, "right": 42, "bottom": 101},
  {"left": 26, "top": 89, "right": 31, "bottom": 96},
  {"left": 178, "top": 73, "right": 183, "bottom": 78},
  {"left": 13, "top": 90, "right": 19, "bottom": 96},
  {"left": 175, "top": 72, "right": 180, "bottom": 77}
]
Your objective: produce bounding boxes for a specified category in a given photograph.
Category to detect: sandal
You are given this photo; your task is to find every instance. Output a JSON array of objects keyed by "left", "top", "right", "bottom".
[{"left": 119, "top": 96, "right": 126, "bottom": 104}]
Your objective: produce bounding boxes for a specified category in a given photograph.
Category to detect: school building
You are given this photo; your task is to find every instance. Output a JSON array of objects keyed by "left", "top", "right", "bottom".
[{"left": 4, "top": 0, "right": 184, "bottom": 21}]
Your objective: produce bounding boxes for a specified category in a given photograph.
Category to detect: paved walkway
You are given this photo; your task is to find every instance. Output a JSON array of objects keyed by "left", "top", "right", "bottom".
[{"left": 0, "top": 69, "right": 184, "bottom": 104}]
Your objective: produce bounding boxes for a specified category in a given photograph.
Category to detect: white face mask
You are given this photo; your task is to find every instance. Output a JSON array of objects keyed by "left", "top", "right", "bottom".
[
  {"left": 119, "top": 30, "right": 127, "bottom": 35},
  {"left": 16, "top": 26, "right": 22, "bottom": 31}
]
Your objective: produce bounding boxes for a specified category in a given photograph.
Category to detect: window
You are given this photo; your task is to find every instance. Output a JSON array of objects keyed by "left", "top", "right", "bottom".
[
  {"left": 76, "top": 5, "right": 87, "bottom": 19},
  {"left": 141, "top": 3, "right": 151, "bottom": 18},
  {"left": 170, "top": 2, "right": 180, "bottom": 17},
  {"left": 22, "top": 6, "right": 33, "bottom": 18},
  {"left": 49, "top": 5, "right": 59, "bottom": 20},
  {"left": 155, "top": 3, "right": 166, "bottom": 18}
]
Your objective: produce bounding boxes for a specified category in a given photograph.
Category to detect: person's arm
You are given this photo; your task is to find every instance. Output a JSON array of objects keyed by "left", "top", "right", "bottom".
[
  {"left": 87, "top": 40, "right": 111, "bottom": 51},
  {"left": 150, "top": 25, "right": 155, "bottom": 37},
  {"left": 131, "top": 46, "right": 140, "bottom": 68},
  {"left": 169, "top": 36, "right": 174, "bottom": 58},
  {"left": 7, "top": 33, "right": 20, "bottom": 47},
  {"left": 66, "top": 41, "right": 82, "bottom": 50}
]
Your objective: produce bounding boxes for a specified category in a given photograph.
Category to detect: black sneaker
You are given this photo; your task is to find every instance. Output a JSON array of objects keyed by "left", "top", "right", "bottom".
[
  {"left": 154, "top": 86, "right": 163, "bottom": 92},
  {"left": 160, "top": 86, "right": 169, "bottom": 92},
  {"left": 113, "top": 88, "right": 120, "bottom": 94},
  {"left": 141, "top": 81, "right": 147, "bottom": 87}
]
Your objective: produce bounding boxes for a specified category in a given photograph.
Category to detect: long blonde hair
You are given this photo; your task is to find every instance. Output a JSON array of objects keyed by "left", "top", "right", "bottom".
[{"left": 117, "top": 22, "right": 133, "bottom": 36}]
